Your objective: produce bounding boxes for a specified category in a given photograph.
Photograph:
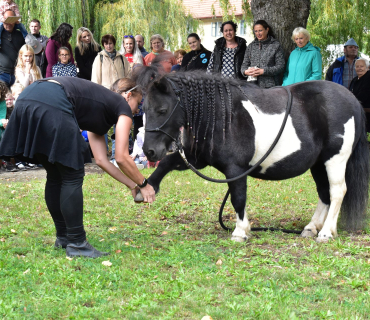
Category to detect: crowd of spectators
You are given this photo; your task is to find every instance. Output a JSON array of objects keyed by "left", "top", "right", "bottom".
[{"left": 0, "top": 1, "right": 368, "bottom": 172}]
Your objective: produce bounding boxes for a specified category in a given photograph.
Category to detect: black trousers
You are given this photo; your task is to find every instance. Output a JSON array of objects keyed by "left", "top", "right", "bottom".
[
  {"left": 133, "top": 115, "right": 143, "bottom": 141},
  {"left": 36, "top": 153, "right": 86, "bottom": 243}
]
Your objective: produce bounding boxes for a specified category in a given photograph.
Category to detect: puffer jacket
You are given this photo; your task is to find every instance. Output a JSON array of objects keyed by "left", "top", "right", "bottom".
[
  {"left": 210, "top": 36, "right": 247, "bottom": 80},
  {"left": 282, "top": 42, "right": 322, "bottom": 86},
  {"left": 91, "top": 50, "right": 129, "bottom": 89},
  {"left": 241, "top": 36, "right": 285, "bottom": 88}
]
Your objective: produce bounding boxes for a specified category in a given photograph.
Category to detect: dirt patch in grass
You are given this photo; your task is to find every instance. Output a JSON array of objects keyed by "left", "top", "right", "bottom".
[{"left": 0, "top": 161, "right": 104, "bottom": 183}]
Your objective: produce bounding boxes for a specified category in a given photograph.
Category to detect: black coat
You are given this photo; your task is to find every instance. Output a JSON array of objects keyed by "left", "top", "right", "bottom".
[
  {"left": 180, "top": 45, "right": 212, "bottom": 72},
  {"left": 211, "top": 36, "right": 247, "bottom": 80},
  {"left": 75, "top": 44, "right": 101, "bottom": 81},
  {"left": 349, "top": 70, "right": 370, "bottom": 131}
]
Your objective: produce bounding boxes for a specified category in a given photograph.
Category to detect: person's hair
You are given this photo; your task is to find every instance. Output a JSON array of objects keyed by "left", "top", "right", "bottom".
[
  {"left": 174, "top": 49, "right": 186, "bottom": 59},
  {"left": 150, "top": 34, "right": 165, "bottom": 50},
  {"left": 110, "top": 78, "right": 142, "bottom": 97},
  {"left": 76, "top": 27, "right": 100, "bottom": 55},
  {"left": 30, "top": 19, "right": 41, "bottom": 26},
  {"left": 355, "top": 58, "right": 369, "bottom": 68},
  {"left": 135, "top": 34, "right": 144, "bottom": 42},
  {"left": 10, "top": 83, "right": 24, "bottom": 99},
  {"left": 0, "top": 81, "right": 8, "bottom": 101},
  {"left": 220, "top": 20, "right": 238, "bottom": 33},
  {"left": 119, "top": 35, "right": 143, "bottom": 64},
  {"left": 253, "top": 20, "right": 275, "bottom": 38},
  {"left": 187, "top": 33, "right": 200, "bottom": 41},
  {"left": 16, "top": 44, "right": 41, "bottom": 80},
  {"left": 57, "top": 46, "right": 71, "bottom": 63},
  {"left": 291, "top": 27, "right": 310, "bottom": 41},
  {"left": 50, "top": 23, "right": 73, "bottom": 46},
  {"left": 101, "top": 34, "right": 116, "bottom": 47}
]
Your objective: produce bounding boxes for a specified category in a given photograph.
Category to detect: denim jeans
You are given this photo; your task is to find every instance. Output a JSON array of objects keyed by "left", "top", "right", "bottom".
[{"left": 0, "top": 71, "right": 15, "bottom": 87}]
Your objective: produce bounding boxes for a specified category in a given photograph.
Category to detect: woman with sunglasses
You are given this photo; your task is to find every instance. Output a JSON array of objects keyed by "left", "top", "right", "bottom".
[
  {"left": 0, "top": 77, "right": 156, "bottom": 258},
  {"left": 120, "top": 35, "right": 146, "bottom": 73}
]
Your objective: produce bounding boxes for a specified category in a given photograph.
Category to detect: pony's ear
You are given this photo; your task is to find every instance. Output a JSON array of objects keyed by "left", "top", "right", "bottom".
[{"left": 153, "top": 77, "right": 169, "bottom": 93}]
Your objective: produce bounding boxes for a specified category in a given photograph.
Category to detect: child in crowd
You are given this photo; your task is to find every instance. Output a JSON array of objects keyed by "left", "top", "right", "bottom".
[
  {"left": 10, "top": 82, "right": 23, "bottom": 100},
  {"left": 130, "top": 115, "right": 147, "bottom": 169},
  {"left": 171, "top": 49, "right": 186, "bottom": 72},
  {"left": 52, "top": 47, "right": 77, "bottom": 77},
  {"left": 15, "top": 44, "right": 42, "bottom": 87},
  {"left": 0, "top": 0, "right": 28, "bottom": 46}
]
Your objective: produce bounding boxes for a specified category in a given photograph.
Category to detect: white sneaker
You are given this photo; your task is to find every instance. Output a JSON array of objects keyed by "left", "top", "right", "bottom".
[
  {"left": 16, "top": 162, "right": 27, "bottom": 171},
  {"left": 110, "top": 159, "right": 119, "bottom": 168}
]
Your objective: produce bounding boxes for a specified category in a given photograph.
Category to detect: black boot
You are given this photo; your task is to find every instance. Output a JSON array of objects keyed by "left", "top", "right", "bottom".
[
  {"left": 54, "top": 236, "right": 69, "bottom": 249},
  {"left": 66, "top": 240, "right": 109, "bottom": 258}
]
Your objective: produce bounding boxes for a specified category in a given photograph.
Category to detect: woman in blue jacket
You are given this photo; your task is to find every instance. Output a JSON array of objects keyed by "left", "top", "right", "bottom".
[{"left": 282, "top": 27, "right": 322, "bottom": 86}]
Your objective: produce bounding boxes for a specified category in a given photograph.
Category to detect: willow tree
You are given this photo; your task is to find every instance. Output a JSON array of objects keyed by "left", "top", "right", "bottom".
[
  {"left": 93, "top": 0, "right": 199, "bottom": 51},
  {"left": 17, "top": 0, "right": 97, "bottom": 45},
  {"left": 307, "top": 0, "right": 370, "bottom": 66}
]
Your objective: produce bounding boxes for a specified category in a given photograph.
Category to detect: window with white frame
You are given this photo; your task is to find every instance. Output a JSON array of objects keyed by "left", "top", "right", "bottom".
[
  {"left": 240, "top": 20, "right": 247, "bottom": 35},
  {"left": 211, "top": 21, "right": 222, "bottom": 37}
]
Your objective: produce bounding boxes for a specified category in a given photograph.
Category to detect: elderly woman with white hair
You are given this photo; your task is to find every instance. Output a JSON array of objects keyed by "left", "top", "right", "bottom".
[
  {"left": 349, "top": 58, "right": 370, "bottom": 132},
  {"left": 282, "top": 27, "right": 322, "bottom": 85}
]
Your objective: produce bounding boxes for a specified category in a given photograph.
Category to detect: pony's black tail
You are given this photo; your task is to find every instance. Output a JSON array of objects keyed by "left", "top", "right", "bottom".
[{"left": 341, "top": 111, "right": 370, "bottom": 231}]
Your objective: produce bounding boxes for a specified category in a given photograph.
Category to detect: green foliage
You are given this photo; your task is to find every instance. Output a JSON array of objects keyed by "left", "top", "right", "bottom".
[
  {"left": 93, "top": 0, "right": 199, "bottom": 51},
  {"left": 307, "top": 0, "right": 370, "bottom": 66}
]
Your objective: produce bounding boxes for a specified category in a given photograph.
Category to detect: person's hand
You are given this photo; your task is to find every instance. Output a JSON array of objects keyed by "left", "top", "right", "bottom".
[
  {"left": 244, "top": 68, "right": 256, "bottom": 76},
  {"left": 253, "top": 68, "right": 264, "bottom": 76},
  {"left": 138, "top": 183, "right": 155, "bottom": 203},
  {"left": 24, "top": 62, "right": 31, "bottom": 74},
  {"left": 2, "top": 119, "right": 8, "bottom": 128}
]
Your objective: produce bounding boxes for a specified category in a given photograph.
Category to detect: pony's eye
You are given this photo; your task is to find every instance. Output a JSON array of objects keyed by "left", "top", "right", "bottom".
[{"left": 158, "top": 109, "right": 167, "bottom": 115}]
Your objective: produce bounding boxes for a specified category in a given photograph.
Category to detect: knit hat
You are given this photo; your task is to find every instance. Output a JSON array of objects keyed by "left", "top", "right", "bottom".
[{"left": 344, "top": 38, "right": 358, "bottom": 47}]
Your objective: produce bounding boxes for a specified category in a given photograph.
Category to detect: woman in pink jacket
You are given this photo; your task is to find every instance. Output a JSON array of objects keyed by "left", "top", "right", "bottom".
[{"left": 45, "top": 23, "right": 74, "bottom": 78}]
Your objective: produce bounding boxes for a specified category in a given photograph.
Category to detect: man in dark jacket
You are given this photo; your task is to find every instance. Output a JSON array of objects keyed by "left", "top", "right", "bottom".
[
  {"left": 325, "top": 38, "right": 359, "bottom": 89},
  {"left": 135, "top": 34, "right": 148, "bottom": 58},
  {"left": 29, "top": 19, "right": 48, "bottom": 68},
  {"left": 0, "top": 10, "right": 25, "bottom": 87}
]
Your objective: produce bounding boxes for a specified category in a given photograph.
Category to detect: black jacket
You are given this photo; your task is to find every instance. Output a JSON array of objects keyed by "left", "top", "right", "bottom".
[
  {"left": 180, "top": 45, "right": 212, "bottom": 72},
  {"left": 75, "top": 44, "right": 101, "bottom": 81},
  {"left": 211, "top": 36, "right": 247, "bottom": 79},
  {"left": 349, "top": 71, "right": 370, "bottom": 109}
]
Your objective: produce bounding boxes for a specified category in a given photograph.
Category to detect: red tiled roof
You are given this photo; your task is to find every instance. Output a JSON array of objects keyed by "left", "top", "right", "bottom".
[{"left": 183, "top": 0, "right": 245, "bottom": 19}]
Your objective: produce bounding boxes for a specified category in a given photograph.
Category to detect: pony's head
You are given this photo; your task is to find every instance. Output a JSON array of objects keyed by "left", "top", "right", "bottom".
[{"left": 143, "top": 75, "right": 185, "bottom": 161}]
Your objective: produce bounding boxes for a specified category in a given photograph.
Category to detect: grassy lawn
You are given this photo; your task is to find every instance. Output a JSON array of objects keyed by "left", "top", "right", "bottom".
[{"left": 0, "top": 166, "right": 370, "bottom": 319}]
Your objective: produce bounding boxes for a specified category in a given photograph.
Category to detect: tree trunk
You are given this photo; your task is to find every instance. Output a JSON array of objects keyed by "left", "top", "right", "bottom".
[{"left": 250, "top": 0, "right": 311, "bottom": 60}]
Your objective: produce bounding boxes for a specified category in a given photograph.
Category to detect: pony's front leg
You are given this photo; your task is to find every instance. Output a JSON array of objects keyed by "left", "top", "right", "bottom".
[
  {"left": 227, "top": 177, "right": 251, "bottom": 242},
  {"left": 147, "top": 152, "right": 190, "bottom": 193}
]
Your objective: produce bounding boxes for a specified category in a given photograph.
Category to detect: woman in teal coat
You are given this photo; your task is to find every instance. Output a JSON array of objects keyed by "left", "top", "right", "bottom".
[{"left": 282, "top": 27, "right": 322, "bottom": 86}]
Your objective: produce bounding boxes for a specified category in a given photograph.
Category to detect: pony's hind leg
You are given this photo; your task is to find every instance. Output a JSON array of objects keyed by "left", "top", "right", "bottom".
[
  {"left": 228, "top": 177, "right": 251, "bottom": 242},
  {"left": 302, "top": 162, "right": 330, "bottom": 238},
  {"left": 316, "top": 119, "right": 355, "bottom": 242}
]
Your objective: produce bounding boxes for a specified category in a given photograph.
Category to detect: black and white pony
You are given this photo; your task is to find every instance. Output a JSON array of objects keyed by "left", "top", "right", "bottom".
[{"left": 138, "top": 69, "right": 369, "bottom": 242}]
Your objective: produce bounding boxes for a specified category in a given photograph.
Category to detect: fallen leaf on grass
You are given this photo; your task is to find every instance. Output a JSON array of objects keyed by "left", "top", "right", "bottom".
[
  {"left": 99, "top": 239, "right": 105, "bottom": 242},
  {"left": 115, "top": 249, "right": 122, "bottom": 253},
  {"left": 23, "top": 269, "right": 30, "bottom": 274},
  {"left": 125, "top": 242, "right": 130, "bottom": 246},
  {"left": 102, "top": 260, "right": 112, "bottom": 267},
  {"left": 0, "top": 238, "right": 5, "bottom": 242},
  {"left": 161, "top": 231, "right": 168, "bottom": 235},
  {"left": 66, "top": 257, "right": 73, "bottom": 261},
  {"left": 201, "top": 316, "right": 213, "bottom": 320},
  {"left": 216, "top": 259, "right": 223, "bottom": 266},
  {"left": 153, "top": 275, "right": 158, "bottom": 279},
  {"left": 109, "top": 227, "right": 117, "bottom": 232},
  {"left": 11, "top": 190, "right": 16, "bottom": 194},
  {"left": 11, "top": 229, "right": 16, "bottom": 233}
]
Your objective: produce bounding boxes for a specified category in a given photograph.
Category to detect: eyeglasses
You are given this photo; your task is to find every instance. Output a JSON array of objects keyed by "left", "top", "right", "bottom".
[
  {"left": 59, "top": 54, "right": 70, "bottom": 57},
  {"left": 124, "top": 35, "right": 134, "bottom": 39}
]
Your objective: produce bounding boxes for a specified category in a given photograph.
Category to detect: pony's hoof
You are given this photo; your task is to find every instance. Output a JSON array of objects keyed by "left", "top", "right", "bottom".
[
  {"left": 231, "top": 235, "right": 249, "bottom": 242},
  {"left": 134, "top": 191, "right": 144, "bottom": 203},
  {"left": 301, "top": 228, "right": 317, "bottom": 238},
  {"left": 316, "top": 234, "right": 333, "bottom": 243}
]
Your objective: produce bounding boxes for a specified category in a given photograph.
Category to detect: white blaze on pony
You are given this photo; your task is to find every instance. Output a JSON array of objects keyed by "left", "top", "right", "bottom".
[{"left": 242, "top": 100, "right": 302, "bottom": 174}]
